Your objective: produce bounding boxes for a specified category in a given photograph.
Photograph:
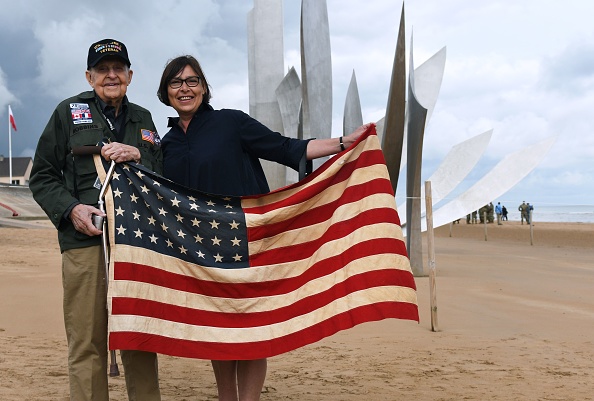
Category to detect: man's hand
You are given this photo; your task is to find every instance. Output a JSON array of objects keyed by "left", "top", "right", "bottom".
[
  {"left": 70, "top": 204, "right": 105, "bottom": 236},
  {"left": 101, "top": 142, "right": 141, "bottom": 163}
]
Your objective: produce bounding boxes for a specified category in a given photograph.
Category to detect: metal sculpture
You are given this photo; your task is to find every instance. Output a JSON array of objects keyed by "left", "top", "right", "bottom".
[
  {"left": 248, "top": 0, "right": 286, "bottom": 190},
  {"left": 423, "top": 136, "right": 556, "bottom": 230},
  {"left": 343, "top": 70, "right": 363, "bottom": 136},
  {"left": 300, "top": 0, "right": 332, "bottom": 170},
  {"left": 381, "top": 4, "right": 406, "bottom": 192},
  {"left": 246, "top": 1, "right": 554, "bottom": 278},
  {"left": 412, "top": 46, "right": 446, "bottom": 125},
  {"left": 276, "top": 67, "right": 303, "bottom": 185},
  {"left": 405, "top": 33, "right": 429, "bottom": 276},
  {"left": 399, "top": 129, "right": 493, "bottom": 224}
]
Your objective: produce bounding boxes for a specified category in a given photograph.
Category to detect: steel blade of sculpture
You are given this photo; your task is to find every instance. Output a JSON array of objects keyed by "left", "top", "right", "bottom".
[
  {"left": 380, "top": 20, "right": 443, "bottom": 194},
  {"left": 422, "top": 136, "right": 556, "bottom": 231},
  {"left": 413, "top": 46, "right": 446, "bottom": 125},
  {"left": 399, "top": 129, "right": 493, "bottom": 225},
  {"left": 405, "top": 33, "right": 428, "bottom": 277},
  {"left": 377, "top": 111, "right": 408, "bottom": 177},
  {"left": 376, "top": 117, "right": 385, "bottom": 145},
  {"left": 248, "top": 0, "right": 286, "bottom": 190},
  {"left": 381, "top": 3, "right": 406, "bottom": 192},
  {"left": 343, "top": 70, "right": 363, "bottom": 136},
  {"left": 401, "top": 46, "right": 446, "bottom": 178},
  {"left": 301, "top": 0, "right": 332, "bottom": 170},
  {"left": 276, "top": 67, "right": 303, "bottom": 185}
]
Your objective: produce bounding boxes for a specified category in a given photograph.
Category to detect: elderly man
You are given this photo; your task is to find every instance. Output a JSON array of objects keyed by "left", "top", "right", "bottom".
[{"left": 29, "top": 39, "right": 162, "bottom": 401}]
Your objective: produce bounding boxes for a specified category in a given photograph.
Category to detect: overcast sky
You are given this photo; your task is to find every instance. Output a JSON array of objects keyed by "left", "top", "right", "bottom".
[{"left": 1, "top": 0, "right": 593, "bottom": 207}]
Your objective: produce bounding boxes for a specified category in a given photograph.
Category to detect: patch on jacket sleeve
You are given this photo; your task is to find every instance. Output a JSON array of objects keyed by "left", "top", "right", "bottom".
[
  {"left": 70, "top": 103, "right": 93, "bottom": 125},
  {"left": 141, "top": 129, "right": 161, "bottom": 146}
]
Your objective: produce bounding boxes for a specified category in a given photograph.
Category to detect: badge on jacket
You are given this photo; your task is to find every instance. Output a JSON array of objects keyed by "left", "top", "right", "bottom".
[
  {"left": 141, "top": 129, "right": 161, "bottom": 146},
  {"left": 70, "top": 103, "right": 93, "bottom": 125}
]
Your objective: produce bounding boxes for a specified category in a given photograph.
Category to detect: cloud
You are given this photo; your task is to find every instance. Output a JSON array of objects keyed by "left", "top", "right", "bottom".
[
  {"left": 539, "top": 38, "right": 594, "bottom": 96},
  {"left": 35, "top": 17, "right": 104, "bottom": 98},
  {"left": 0, "top": 0, "right": 593, "bottom": 206},
  {"left": 0, "top": 68, "right": 17, "bottom": 111}
]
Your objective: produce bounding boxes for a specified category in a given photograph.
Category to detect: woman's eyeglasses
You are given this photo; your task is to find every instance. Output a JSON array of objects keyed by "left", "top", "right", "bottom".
[{"left": 169, "top": 76, "right": 202, "bottom": 89}]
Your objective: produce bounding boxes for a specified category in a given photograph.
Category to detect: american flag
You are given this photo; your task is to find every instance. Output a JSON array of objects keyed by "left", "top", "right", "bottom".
[
  {"left": 141, "top": 129, "right": 157, "bottom": 145},
  {"left": 99, "top": 125, "right": 418, "bottom": 360}
]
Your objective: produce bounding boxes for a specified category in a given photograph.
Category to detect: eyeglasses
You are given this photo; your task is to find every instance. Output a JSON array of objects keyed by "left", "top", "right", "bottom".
[{"left": 169, "top": 76, "right": 202, "bottom": 89}]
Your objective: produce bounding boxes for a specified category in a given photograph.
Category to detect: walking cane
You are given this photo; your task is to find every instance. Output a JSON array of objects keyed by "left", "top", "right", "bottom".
[
  {"left": 72, "top": 146, "right": 120, "bottom": 377},
  {"left": 97, "top": 159, "right": 119, "bottom": 377}
]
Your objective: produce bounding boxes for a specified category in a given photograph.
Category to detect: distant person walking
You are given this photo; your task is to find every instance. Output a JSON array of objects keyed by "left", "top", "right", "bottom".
[
  {"left": 487, "top": 202, "right": 495, "bottom": 223},
  {"left": 471, "top": 210, "right": 478, "bottom": 224},
  {"left": 518, "top": 201, "right": 528, "bottom": 225},
  {"left": 502, "top": 205, "right": 508, "bottom": 221},
  {"left": 526, "top": 202, "right": 534, "bottom": 224},
  {"left": 495, "top": 202, "right": 503, "bottom": 225}
]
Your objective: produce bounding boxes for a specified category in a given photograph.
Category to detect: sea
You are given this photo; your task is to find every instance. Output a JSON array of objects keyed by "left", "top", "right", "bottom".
[{"left": 505, "top": 204, "right": 594, "bottom": 224}]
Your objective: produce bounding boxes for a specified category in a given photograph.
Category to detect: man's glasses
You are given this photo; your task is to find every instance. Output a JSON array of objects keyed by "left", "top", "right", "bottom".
[{"left": 169, "top": 76, "right": 202, "bottom": 89}]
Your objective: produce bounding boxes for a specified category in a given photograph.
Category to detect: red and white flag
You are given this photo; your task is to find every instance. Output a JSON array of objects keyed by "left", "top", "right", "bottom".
[
  {"left": 8, "top": 105, "right": 17, "bottom": 131},
  {"left": 97, "top": 124, "right": 418, "bottom": 360}
]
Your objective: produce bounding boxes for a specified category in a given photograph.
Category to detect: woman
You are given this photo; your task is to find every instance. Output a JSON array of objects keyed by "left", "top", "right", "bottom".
[{"left": 157, "top": 55, "right": 368, "bottom": 401}]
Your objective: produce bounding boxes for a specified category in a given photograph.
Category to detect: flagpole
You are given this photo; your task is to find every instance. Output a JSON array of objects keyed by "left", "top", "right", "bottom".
[{"left": 8, "top": 105, "right": 12, "bottom": 184}]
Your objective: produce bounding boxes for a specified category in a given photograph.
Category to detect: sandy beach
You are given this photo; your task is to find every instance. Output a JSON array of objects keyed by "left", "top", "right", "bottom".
[{"left": 1, "top": 220, "right": 593, "bottom": 400}]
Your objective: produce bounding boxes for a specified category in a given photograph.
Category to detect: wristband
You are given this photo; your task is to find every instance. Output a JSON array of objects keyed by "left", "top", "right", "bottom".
[{"left": 339, "top": 136, "right": 346, "bottom": 151}]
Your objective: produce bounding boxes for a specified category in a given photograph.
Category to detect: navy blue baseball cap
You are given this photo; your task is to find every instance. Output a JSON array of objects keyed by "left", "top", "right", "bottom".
[{"left": 87, "top": 39, "right": 131, "bottom": 69}]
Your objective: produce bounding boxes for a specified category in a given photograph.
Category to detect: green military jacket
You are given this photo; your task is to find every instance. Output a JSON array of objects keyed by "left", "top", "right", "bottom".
[{"left": 30, "top": 91, "right": 163, "bottom": 252}]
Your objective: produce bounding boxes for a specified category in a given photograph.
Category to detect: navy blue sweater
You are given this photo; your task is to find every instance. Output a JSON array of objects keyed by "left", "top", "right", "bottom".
[{"left": 162, "top": 104, "right": 309, "bottom": 196}]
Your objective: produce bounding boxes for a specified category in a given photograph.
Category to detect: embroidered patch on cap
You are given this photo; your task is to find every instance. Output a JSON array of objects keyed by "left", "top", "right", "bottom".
[
  {"left": 70, "top": 103, "right": 93, "bottom": 125},
  {"left": 94, "top": 41, "right": 124, "bottom": 55},
  {"left": 141, "top": 129, "right": 161, "bottom": 146}
]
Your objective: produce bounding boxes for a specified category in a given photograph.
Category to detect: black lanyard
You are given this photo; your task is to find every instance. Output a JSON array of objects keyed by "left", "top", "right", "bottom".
[{"left": 95, "top": 97, "right": 126, "bottom": 141}]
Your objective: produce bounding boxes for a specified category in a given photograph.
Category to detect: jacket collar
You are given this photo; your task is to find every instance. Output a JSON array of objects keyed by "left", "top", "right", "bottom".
[{"left": 167, "top": 102, "right": 213, "bottom": 128}]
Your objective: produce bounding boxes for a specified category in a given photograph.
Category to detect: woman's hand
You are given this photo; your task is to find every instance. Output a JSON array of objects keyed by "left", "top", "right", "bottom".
[
  {"left": 306, "top": 122, "right": 375, "bottom": 160},
  {"left": 341, "top": 122, "right": 375, "bottom": 149}
]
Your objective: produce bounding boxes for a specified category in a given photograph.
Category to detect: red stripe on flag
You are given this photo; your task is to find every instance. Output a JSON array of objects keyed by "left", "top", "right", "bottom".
[
  {"left": 249, "top": 208, "right": 402, "bottom": 266},
  {"left": 109, "top": 301, "right": 419, "bottom": 360},
  {"left": 242, "top": 149, "right": 389, "bottom": 214},
  {"left": 112, "top": 236, "right": 410, "bottom": 299},
  {"left": 111, "top": 268, "right": 412, "bottom": 328},
  {"left": 247, "top": 178, "right": 396, "bottom": 241},
  {"left": 8, "top": 106, "right": 17, "bottom": 131}
]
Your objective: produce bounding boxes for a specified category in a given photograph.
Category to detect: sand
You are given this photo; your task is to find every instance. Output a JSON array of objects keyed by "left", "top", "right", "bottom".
[{"left": 1, "top": 220, "right": 593, "bottom": 400}]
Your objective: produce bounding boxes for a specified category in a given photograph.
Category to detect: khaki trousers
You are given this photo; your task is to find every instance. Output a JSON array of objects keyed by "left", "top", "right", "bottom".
[{"left": 63, "top": 246, "right": 160, "bottom": 401}]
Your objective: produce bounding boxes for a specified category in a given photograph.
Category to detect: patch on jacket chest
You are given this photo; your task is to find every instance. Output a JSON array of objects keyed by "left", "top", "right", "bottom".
[{"left": 70, "top": 103, "right": 93, "bottom": 125}]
